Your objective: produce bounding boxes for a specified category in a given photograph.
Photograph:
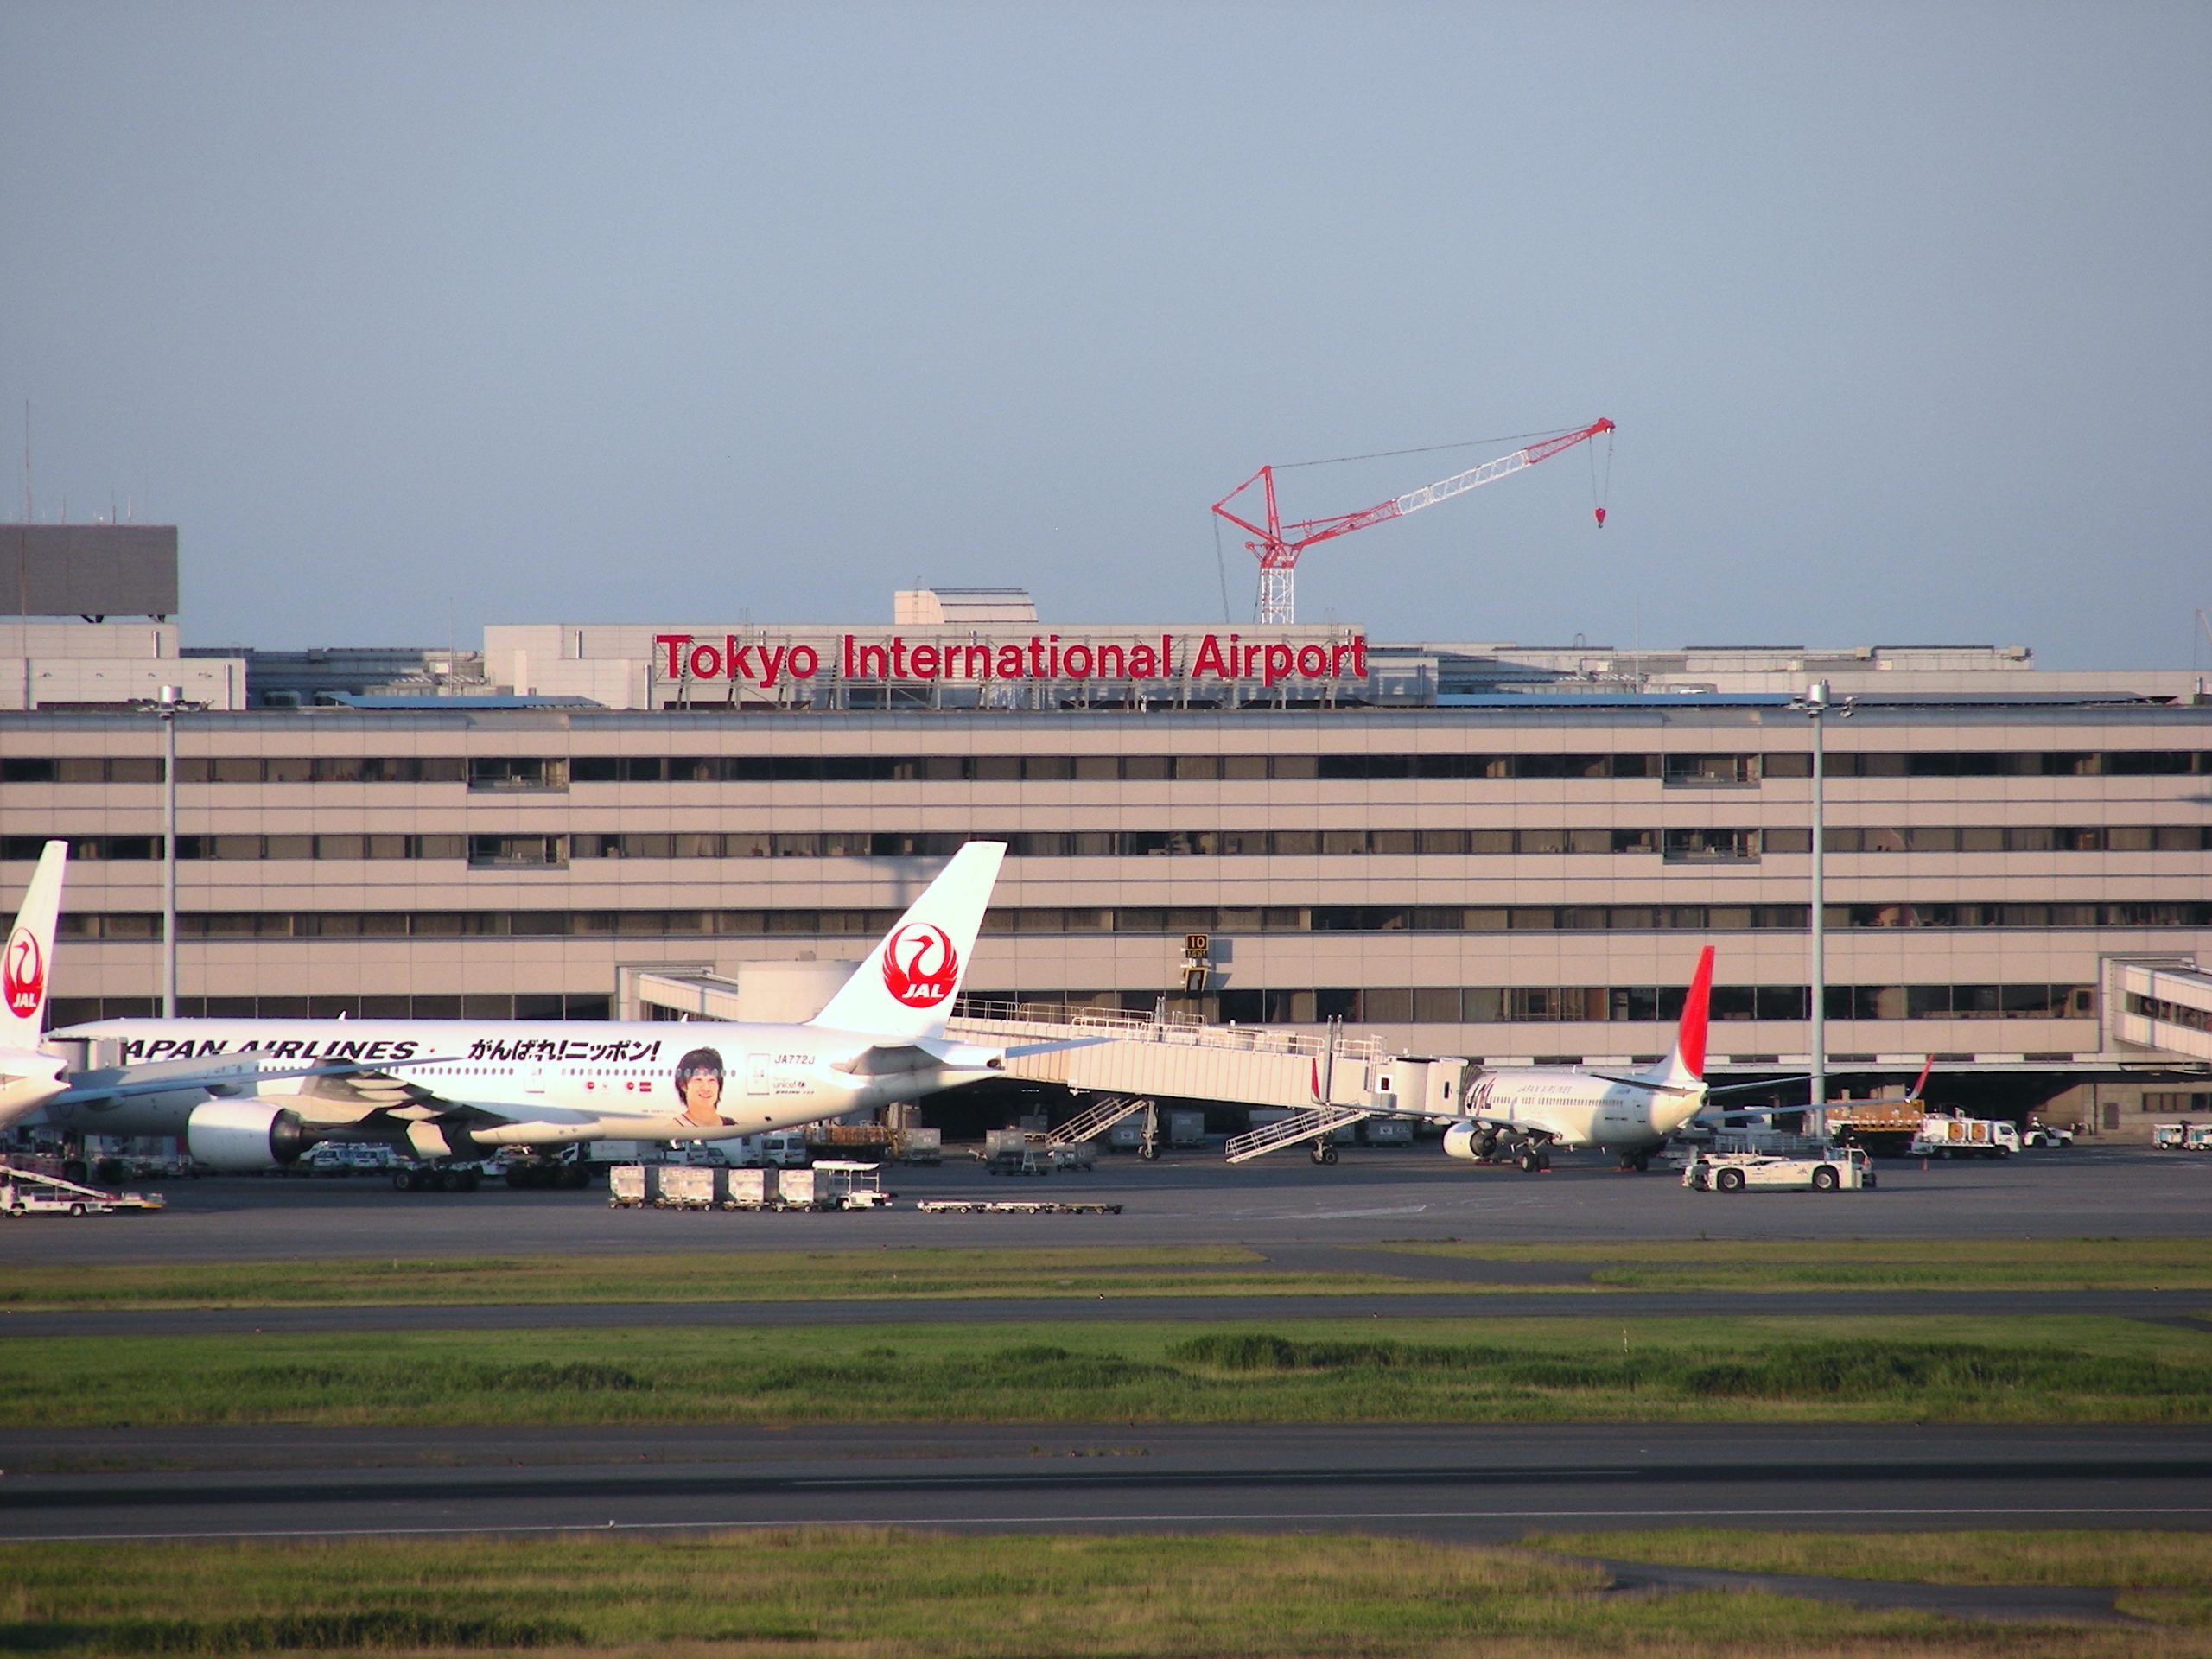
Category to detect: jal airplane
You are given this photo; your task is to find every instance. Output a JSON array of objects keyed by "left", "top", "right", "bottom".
[
  {"left": 1442, "top": 944, "right": 1716, "bottom": 1173},
  {"left": 38, "top": 842, "right": 1046, "bottom": 1173}
]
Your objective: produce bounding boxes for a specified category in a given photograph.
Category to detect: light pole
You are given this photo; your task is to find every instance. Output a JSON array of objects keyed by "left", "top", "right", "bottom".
[
  {"left": 155, "top": 684, "right": 182, "bottom": 1018},
  {"left": 1805, "top": 681, "right": 1827, "bottom": 1134},
  {"left": 1789, "top": 680, "right": 1853, "bottom": 1139}
]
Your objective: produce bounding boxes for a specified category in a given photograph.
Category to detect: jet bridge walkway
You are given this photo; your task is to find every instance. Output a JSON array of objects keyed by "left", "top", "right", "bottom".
[{"left": 945, "top": 999, "right": 1384, "bottom": 1114}]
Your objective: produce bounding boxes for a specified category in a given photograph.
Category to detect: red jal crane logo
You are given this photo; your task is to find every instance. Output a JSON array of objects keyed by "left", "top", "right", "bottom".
[
  {"left": 881, "top": 923, "right": 959, "bottom": 1009},
  {"left": 3, "top": 927, "right": 45, "bottom": 1019}
]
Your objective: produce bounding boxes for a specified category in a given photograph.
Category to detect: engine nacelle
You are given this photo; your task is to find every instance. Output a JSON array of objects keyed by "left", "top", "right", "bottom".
[
  {"left": 186, "top": 1100, "right": 312, "bottom": 1171},
  {"left": 1442, "top": 1122, "right": 1491, "bottom": 1162}
]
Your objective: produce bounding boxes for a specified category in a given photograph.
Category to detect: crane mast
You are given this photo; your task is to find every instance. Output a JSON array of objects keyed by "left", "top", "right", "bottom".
[{"left": 1213, "top": 418, "right": 1614, "bottom": 625}]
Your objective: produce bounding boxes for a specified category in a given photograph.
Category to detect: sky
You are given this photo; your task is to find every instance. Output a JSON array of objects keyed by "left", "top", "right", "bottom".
[{"left": 3, "top": 2, "right": 2207, "bottom": 667}]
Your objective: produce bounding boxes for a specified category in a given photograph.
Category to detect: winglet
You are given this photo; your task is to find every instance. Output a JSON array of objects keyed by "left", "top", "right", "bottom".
[
  {"left": 2, "top": 842, "right": 67, "bottom": 1051},
  {"left": 807, "top": 842, "right": 1007, "bottom": 1040}
]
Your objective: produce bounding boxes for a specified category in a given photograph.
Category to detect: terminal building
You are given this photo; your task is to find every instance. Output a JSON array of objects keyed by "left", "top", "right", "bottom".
[{"left": 4, "top": 534, "right": 2209, "bottom": 1134}]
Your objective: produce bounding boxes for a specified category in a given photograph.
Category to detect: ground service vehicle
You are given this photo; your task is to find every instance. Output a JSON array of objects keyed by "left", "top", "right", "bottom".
[
  {"left": 2152, "top": 1122, "right": 2212, "bottom": 1151},
  {"left": 1682, "top": 1147, "right": 1875, "bottom": 1193},
  {"left": 1909, "top": 1115, "right": 2020, "bottom": 1159}
]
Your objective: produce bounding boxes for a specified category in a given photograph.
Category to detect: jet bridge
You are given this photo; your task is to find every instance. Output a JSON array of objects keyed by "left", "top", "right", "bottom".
[{"left": 623, "top": 969, "right": 1466, "bottom": 1126}]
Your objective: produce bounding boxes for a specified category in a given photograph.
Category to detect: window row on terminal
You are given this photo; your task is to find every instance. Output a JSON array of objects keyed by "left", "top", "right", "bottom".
[
  {"left": 7, "top": 747, "right": 2210, "bottom": 789},
  {"left": 40, "top": 979, "right": 2100, "bottom": 1032},
  {"left": 53, "top": 899, "right": 2212, "bottom": 943},
  {"left": 11, "top": 823, "right": 2210, "bottom": 870}
]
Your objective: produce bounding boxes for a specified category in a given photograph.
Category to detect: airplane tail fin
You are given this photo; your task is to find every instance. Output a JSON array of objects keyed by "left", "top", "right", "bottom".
[
  {"left": 0, "top": 842, "right": 70, "bottom": 1127},
  {"left": 1648, "top": 944, "right": 1714, "bottom": 1089},
  {"left": 807, "top": 842, "right": 1007, "bottom": 1040},
  {"left": 3, "top": 842, "right": 67, "bottom": 1051}
]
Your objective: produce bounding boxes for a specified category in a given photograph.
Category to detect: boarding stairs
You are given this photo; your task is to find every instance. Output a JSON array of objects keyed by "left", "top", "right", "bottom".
[
  {"left": 1224, "top": 1105, "right": 1373, "bottom": 1165},
  {"left": 1048, "top": 1095, "right": 1151, "bottom": 1152}
]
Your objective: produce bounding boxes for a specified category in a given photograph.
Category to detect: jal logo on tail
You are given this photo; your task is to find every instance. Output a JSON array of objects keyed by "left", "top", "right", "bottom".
[
  {"left": 3, "top": 926, "right": 45, "bottom": 1018},
  {"left": 881, "top": 923, "right": 959, "bottom": 1009}
]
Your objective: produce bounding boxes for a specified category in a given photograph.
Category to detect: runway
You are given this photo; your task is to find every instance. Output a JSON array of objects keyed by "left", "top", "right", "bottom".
[{"left": 3, "top": 1424, "right": 2206, "bottom": 1546}]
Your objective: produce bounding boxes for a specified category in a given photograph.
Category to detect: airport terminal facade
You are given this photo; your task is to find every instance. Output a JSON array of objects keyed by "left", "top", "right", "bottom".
[{"left": 4, "top": 572, "right": 2211, "bottom": 1126}]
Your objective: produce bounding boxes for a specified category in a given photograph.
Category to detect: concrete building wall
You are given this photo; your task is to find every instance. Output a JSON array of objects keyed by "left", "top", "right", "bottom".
[{"left": 3, "top": 696, "right": 2208, "bottom": 1120}]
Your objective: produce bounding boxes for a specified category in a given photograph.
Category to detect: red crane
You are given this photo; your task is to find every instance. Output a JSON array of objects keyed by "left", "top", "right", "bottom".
[{"left": 1212, "top": 417, "right": 1615, "bottom": 625}]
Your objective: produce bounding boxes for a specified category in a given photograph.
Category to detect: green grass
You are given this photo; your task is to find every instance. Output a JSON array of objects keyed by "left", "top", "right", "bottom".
[
  {"left": 1378, "top": 1236, "right": 2212, "bottom": 1292},
  {"left": 5, "top": 1315, "right": 2208, "bottom": 1431},
  {"left": 0, "top": 1246, "right": 1447, "bottom": 1310},
  {"left": 16, "top": 1238, "right": 2207, "bottom": 1313},
  {"left": 8, "top": 1529, "right": 2206, "bottom": 1657}
]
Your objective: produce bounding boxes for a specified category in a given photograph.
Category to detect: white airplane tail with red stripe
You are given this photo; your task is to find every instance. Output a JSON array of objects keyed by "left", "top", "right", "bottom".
[
  {"left": 1643, "top": 944, "right": 1714, "bottom": 1090},
  {"left": 808, "top": 842, "right": 1007, "bottom": 1040}
]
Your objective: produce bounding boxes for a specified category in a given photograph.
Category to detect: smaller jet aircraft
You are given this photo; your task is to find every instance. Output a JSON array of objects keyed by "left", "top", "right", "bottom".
[{"left": 1443, "top": 944, "right": 1717, "bottom": 1173}]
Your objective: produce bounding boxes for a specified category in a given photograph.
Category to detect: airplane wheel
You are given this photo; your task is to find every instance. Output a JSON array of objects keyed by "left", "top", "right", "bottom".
[
  {"left": 1322, "top": 1146, "right": 1338, "bottom": 1165},
  {"left": 1140, "top": 1145, "right": 1158, "bottom": 1161},
  {"left": 1519, "top": 1150, "right": 1541, "bottom": 1173},
  {"left": 1633, "top": 1152, "right": 1650, "bottom": 1173}
]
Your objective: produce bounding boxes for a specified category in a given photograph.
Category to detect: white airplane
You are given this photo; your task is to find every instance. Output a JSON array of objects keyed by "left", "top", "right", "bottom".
[
  {"left": 1441, "top": 945, "right": 1716, "bottom": 1173},
  {"left": 41, "top": 842, "right": 1050, "bottom": 1175}
]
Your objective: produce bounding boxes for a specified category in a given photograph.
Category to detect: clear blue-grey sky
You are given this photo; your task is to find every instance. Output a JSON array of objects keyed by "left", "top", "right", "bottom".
[{"left": 3, "top": 2, "right": 2206, "bottom": 667}]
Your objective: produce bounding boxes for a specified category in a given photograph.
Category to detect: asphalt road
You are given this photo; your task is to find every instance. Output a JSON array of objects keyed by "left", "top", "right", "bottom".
[
  {"left": 3, "top": 1424, "right": 2205, "bottom": 1565},
  {"left": 8, "top": 1141, "right": 2209, "bottom": 1266}
]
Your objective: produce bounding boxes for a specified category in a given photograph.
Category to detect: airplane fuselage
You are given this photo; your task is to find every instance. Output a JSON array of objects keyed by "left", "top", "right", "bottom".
[
  {"left": 46, "top": 1017, "right": 986, "bottom": 1146},
  {"left": 1459, "top": 1069, "right": 1707, "bottom": 1153}
]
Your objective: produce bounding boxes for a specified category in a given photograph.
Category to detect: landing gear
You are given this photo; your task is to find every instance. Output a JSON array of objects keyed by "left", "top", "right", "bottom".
[
  {"left": 1309, "top": 1141, "right": 1339, "bottom": 1165},
  {"left": 1518, "top": 1146, "right": 1551, "bottom": 1173},
  {"left": 1617, "top": 1151, "right": 1651, "bottom": 1173},
  {"left": 395, "top": 1164, "right": 480, "bottom": 1193}
]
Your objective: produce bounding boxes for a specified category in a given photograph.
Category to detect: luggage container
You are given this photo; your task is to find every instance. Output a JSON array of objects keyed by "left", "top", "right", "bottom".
[{"left": 656, "top": 1166, "right": 718, "bottom": 1210}]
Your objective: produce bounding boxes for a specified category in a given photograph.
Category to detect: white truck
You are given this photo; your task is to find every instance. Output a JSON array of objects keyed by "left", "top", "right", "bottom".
[
  {"left": 1909, "top": 1114, "right": 2021, "bottom": 1159},
  {"left": 1682, "top": 1147, "right": 1877, "bottom": 1193}
]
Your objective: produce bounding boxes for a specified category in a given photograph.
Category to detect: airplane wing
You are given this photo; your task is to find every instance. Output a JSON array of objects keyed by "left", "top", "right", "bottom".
[{"left": 49, "top": 1051, "right": 466, "bottom": 1111}]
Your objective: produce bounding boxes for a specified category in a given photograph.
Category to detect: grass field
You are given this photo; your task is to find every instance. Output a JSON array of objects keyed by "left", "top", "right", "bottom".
[
  {"left": 9, "top": 1237, "right": 2211, "bottom": 1311},
  {"left": 0, "top": 1246, "right": 1396, "bottom": 1310},
  {"left": 5, "top": 1314, "right": 2207, "bottom": 1430},
  {"left": 1378, "top": 1236, "right": 2212, "bottom": 1292},
  {"left": 9, "top": 1529, "right": 2211, "bottom": 1658}
]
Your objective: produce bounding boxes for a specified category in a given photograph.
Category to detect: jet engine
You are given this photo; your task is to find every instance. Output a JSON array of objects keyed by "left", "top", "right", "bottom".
[
  {"left": 186, "top": 1100, "right": 312, "bottom": 1171},
  {"left": 1442, "top": 1122, "right": 1496, "bottom": 1163}
]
